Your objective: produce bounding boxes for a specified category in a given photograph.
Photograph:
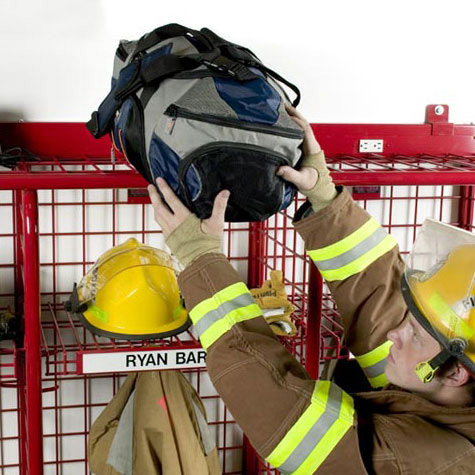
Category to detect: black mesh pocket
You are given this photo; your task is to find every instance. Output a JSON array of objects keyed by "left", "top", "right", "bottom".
[{"left": 180, "top": 143, "right": 296, "bottom": 222}]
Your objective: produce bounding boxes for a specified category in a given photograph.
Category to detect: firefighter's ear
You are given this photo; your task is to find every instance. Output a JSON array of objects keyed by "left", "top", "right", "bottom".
[{"left": 440, "top": 361, "right": 471, "bottom": 388}]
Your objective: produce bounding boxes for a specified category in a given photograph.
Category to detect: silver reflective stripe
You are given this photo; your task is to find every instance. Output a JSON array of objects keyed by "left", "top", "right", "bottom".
[
  {"left": 193, "top": 293, "right": 256, "bottom": 336},
  {"left": 107, "top": 389, "right": 135, "bottom": 475},
  {"left": 362, "top": 357, "right": 388, "bottom": 379},
  {"left": 278, "top": 385, "right": 343, "bottom": 474},
  {"left": 191, "top": 398, "right": 216, "bottom": 456},
  {"left": 316, "top": 227, "right": 388, "bottom": 271}
]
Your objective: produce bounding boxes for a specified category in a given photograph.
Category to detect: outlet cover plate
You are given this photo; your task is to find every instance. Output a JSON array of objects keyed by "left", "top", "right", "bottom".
[{"left": 359, "top": 139, "right": 383, "bottom": 153}]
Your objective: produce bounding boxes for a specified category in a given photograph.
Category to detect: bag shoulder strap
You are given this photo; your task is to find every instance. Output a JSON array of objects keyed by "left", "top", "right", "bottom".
[{"left": 200, "top": 27, "right": 301, "bottom": 107}]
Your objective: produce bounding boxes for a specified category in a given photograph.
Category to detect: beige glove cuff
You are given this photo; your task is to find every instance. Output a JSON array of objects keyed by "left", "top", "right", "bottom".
[
  {"left": 165, "top": 214, "right": 222, "bottom": 268},
  {"left": 300, "top": 150, "right": 337, "bottom": 213}
]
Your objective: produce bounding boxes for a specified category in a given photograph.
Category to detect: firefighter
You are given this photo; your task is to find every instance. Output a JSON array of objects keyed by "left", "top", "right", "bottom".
[{"left": 148, "top": 106, "right": 475, "bottom": 474}]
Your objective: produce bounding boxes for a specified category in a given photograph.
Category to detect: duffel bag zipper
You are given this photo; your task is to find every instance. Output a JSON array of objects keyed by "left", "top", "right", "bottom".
[
  {"left": 165, "top": 104, "right": 304, "bottom": 140},
  {"left": 178, "top": 141, "right": 291, "bottom": 208}
]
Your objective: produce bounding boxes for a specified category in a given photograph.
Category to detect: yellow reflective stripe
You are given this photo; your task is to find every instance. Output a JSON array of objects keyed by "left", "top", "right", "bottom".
[
  {"left": 428, "top": 293, "right": 475, "bottom": 341},
  {"left": 293, "top": 392, "right": 354, "bottom": 475},
  {"left": 355, "top": 341, "right": 393, "bottom": 368},
  {"left": 355, "top": 341, "right": 392, "bottom": 388},
  {"left": 189, "top": 282, "right": 262, "bottom": 350},
  {"left": 368, "top": 373, "right": 389, "bottom": 389},
  {"left": 267, "top": 382, "right": 330, "bottom": 467},
  {"left": 199, "top": 303, "right": 261, "bottom": 350},
  {"left": 190, "top": 282, "right": 251, "bottom": 325},
  {"left": 307, "top": 218, "right": 380, "bottom": 261},
  {"left": 266, "top": 381, "right": 355, "bottom": 474},
  {"left": 319, "top": 234, "right": 397, "bottom": 281}
]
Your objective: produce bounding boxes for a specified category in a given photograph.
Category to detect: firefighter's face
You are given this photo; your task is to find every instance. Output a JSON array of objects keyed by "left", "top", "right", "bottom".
[{"left": 385, "top": 313, "right": 441, "bottom": 392}]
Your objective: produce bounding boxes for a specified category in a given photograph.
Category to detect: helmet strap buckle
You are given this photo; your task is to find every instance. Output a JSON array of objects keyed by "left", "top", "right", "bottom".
[
  {"left": 415, "top": 361, "right": 438, "bottom": 383},
  {"left": 415, "top": 347, "right": 453, "bottom": 384}
]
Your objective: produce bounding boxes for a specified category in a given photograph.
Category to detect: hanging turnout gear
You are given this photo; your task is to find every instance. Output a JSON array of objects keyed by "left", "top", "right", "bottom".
[
  {"left": 401, "top": 219, "right": 475, "bottom": 382},
  {"left": 88, "top": 371, "right": 221, "bottom": 475},
  {"left": 86, "top": 23, "right": 304, "bottom": 222},
  {"left": 66, "top": 238, "right": 190, "bottom": 340}
]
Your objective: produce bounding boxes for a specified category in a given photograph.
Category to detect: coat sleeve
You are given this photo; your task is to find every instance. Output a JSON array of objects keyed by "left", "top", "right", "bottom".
[
  {"left": 178, "top": 254, "right": 368, "bottom": 474},
  {"left": 293, "top": 187, "right": 408, "bottom": 388}
]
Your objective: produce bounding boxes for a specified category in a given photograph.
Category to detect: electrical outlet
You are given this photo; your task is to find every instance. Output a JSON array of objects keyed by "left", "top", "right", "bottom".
[{"left": 359, "top": 139, "right": 383, "bottom": 153}]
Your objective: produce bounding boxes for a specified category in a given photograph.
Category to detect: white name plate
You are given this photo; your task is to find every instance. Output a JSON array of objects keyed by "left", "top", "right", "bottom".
[{"left": 79, "top": 348, "right": 207, "bottom": 374}]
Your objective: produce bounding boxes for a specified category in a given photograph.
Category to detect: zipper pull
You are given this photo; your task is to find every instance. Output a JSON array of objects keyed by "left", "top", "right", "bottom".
[
  {"left": 166, "top": 117, "right": 176, "bottom": 135},
  {"left": 164, "top": 105, "right": 178, "bottom": 135},
  {"left": 110, "top": 146, "right": 116, "bottom": 164}
]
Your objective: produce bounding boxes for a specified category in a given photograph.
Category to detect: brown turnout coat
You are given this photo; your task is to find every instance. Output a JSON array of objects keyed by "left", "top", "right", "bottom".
[{"left": 179, "top": 188, "right": 475, "bottom": 474}]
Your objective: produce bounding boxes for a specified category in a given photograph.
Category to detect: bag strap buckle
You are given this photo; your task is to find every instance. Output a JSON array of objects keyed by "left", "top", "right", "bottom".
[{"left": 203, "top": 56, "right": 258, "bottom": 81}]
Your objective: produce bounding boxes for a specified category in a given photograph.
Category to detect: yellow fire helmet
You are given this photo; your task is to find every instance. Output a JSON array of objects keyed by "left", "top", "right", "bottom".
[
  {"left": 66, "top": 238, "right": 190, "bottom": 340},
  {"left": 401, "top": 219, "right": 475, "bottom": 383}
]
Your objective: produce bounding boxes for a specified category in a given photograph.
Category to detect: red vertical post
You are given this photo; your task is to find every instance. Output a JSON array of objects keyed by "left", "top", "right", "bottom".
[
  {"left": 243, "top": 220, "right": 267, "bottom": 474},
  {"left": 14, "top": 190, "right": 28, "bottom": 475},
  {"left": 247, "top": 222, "right": 265, "bottom": 288},
  {"left": 22, "top": 189, "right": 44, "bottom": 474},
  {"left": 458, "top": 185, "right": 475, "bottom": 231},
  {"left": 305, "top": 264, "right": 323, "bottom": 380}
]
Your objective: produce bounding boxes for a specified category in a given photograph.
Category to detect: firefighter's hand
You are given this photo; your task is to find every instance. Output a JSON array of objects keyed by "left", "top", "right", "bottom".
[
  {"left": 277, "top": 107, "right": 337, "bottom": 212},
  {"left": 148, "top": 178, "right": 230, "bottom": 238},
  {"left": 276, "top": 163, "right": 319, "bottom": 192},
  {"left": 276, "top": 105, "right": 321, "bottom": 191},
  {"left": 285, "top": 104, "right": 321, "bottom": 156},
  {"left": 148, "top": 178, "right": 230, "bottom": 267}
]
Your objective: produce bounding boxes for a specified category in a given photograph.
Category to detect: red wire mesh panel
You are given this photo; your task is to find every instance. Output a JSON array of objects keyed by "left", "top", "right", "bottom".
[
  {"left": 0, "top": 190, "right": 17, "bottom": 381},
  {"left": 0, "top": 115, "right": 474, "bottom": 474},
  {"left": 0, "top": 189, "right": 22, "bottom": 475},
  {"left": 28, "top": 181, "right": 251, "bottom": 474}
]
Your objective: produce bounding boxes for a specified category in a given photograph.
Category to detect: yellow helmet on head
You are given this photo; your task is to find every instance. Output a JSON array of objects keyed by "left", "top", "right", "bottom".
[
  {"left": 66, "top": 238, "right": 190, "bottom": 339},
  {"left": 401, "top": 219, "right": 475, "bottom": 383}
]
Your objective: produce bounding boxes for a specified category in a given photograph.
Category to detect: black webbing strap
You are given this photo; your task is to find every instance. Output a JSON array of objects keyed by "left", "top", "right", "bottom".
[
  {"left": 200, "top": 27, "right": 301, "bottom": 107},
  {"left": 116, "top": 54, "right": 199, "bottom": 100},
  {"left": 429, "top": 348, "right": 454, "bottom": 370},
  {"left": 257, "top": 64, "right": 301, "bottom": 107},
  {"left": 132, "top": 23, "right": 211, "bottom": 58},
  {"left": 199, "top": 53, "right": 259, "bottom": 81},
  {"left": 200, "top": 27, "right": 257, "bottom": 59}
]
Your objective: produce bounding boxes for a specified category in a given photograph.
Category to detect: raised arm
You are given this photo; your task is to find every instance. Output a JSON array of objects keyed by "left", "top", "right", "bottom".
[{"left": 279, "top": 107, "right": 407, "bottom": 389}]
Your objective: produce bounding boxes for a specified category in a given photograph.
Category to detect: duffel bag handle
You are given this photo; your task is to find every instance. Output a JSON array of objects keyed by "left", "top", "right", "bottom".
[
  {"left": 200, "top": 27, "right": 259, "bottom": 61},
  {"left": 131, "top": 23, "right": 211, "bottom": 58},
  {"left": 256, "top": 63, "right": 301, "bottom": 107}
]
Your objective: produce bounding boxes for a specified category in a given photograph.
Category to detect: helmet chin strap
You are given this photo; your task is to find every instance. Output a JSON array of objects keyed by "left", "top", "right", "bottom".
[
  {"left": 415, "top": 338, "right": 468, "bottom": 383},
  {"left": 415, "top": 349, "right": 452, "bottom": 383}
]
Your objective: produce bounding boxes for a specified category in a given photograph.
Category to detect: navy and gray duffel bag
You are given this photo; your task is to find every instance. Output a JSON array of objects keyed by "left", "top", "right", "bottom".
[{"left": 87, "top": 24, "right": 304, "bottom": 222}]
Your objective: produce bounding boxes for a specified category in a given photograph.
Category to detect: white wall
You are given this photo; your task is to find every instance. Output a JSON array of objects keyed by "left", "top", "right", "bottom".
[{"left": 1, "top": 0, "right": 474, "bottom": 124}]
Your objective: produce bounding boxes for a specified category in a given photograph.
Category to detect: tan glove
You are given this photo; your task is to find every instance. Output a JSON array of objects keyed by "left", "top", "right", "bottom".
[
  {"left": 165, "top": 214, "right": 222, "bottom": 268},
  {"left": 250, "top": 270, "right": 297, "bottom": 337},
  {"left": 299, "top": 150, "right": 338, "bottom": 213}
]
